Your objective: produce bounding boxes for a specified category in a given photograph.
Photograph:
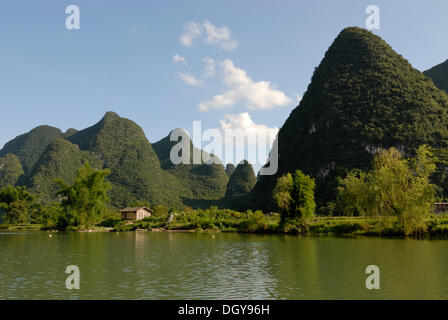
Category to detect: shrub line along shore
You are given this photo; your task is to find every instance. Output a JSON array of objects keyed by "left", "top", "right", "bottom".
[{"left": 3, "top": 214, "right": 448, "bottom": 238}]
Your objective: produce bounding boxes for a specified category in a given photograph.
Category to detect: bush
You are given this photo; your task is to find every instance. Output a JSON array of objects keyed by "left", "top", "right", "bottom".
[
  {"left": 239, "top": 210, "right": 270, "bottom": 233},
  {"left": 281, "top": 218, "right": 310, "bottom": 233},
  {"left": 114, "top": 221, "right": 131, "bottom": 232},
  {"left": 101, "top": 217, "right": 121, "bottom": 228},
  {"left": 429, "top": 224, "right": 448, "bottom": 236},
  {"left": 331, "top": 221, "right": 368, "bottom": 234},
  {"left": 427, "top": 217, "right": 448, "bottom": 236},
  {"left": 133, "top": 215, "right": 168, "bottom": 229}
]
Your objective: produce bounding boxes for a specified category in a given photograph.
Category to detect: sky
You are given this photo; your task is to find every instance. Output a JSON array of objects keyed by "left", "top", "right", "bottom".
[{"left": 1, "top": 0, "right": 447, "bottom": 172}]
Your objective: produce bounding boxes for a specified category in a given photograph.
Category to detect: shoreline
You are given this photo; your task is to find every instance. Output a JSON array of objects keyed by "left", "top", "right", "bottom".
[{"left": 4, "top": 222, "right": 448, "bottom": 239}]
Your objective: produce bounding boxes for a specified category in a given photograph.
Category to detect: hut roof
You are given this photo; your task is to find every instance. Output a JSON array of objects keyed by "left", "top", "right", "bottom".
[{"left": 120, "top": 206, "right": 152, "bottom": 213}]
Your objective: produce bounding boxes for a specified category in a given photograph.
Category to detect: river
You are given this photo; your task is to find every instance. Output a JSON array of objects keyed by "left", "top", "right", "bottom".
[{"left": 1, "top": 231, "right": 448, "bottom": 299}]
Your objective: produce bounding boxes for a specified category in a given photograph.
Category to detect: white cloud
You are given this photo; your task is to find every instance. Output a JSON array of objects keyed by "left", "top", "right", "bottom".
[
  {"left": 203, "top": 57, "right": 215, "bottom": 78},
  {"left": 173, "top": 54, "right": 187, "bottom": 65},
  {"left": 178, "top": 72, "right": 203, "bottom": 86},
  {"left": 176, "top": 57, "right": 214, "bottom": 86},
  {"left": 296, "top": 93, "right": 302, "bottom": 102},
  {"left": 220, "top": 112, "right": 279, "bottom": 147},
  {"left": 180, "top": 22, "right": 202, "bottom": 47},
  {"left": 199, "top": 60, "right": 292, "bottom": 112},
  {"left": 179, "top": 21, "right": 237, "bottom": 51},
  {"left": 203, "top": 20, "right": 237, "bottom": 51}
]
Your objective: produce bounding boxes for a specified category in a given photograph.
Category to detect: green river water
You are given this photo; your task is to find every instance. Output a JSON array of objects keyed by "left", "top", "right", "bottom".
[{"left": 1, "top": 231, "right": 448, "bottom": 299}]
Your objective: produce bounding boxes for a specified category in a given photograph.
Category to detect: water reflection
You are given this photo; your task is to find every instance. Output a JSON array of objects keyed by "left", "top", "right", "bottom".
[{"left": 1, "top": 231, "right": 448, "bottom": 299}]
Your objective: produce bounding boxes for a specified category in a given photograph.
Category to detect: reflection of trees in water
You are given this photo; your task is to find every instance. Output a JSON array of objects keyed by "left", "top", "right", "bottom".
[
  {"left": 381, "top": 238, "right": 446, "bottom": 299},
  {"left": 3, "top": 233, "right": 448, "bottom": 299},
  {"left": 73, "top": 232, "right": 120, "bottom": 298},
  {"left": 150, "top": 233, "right": 280, "bottom": 299},
  {"left": 200, "top": 233, "right": 278, "bottom": 299},
  {"left": 264, "top": 235, "right": 322, "bottom": 299}
]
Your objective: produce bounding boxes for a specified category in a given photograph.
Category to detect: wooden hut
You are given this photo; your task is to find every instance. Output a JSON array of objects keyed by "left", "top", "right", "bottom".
[{"left": 120, "top": 207, "right": 152, "bottom": 221}]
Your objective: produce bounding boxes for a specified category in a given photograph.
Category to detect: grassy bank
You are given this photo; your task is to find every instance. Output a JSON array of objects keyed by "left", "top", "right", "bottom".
[
  {"left": 102, "top": 209, "right": 448, "bottom": 237},
  {"left": 102, "top": 208, "right": 280, "bottom": 233},
  {"left": 4, "top": 211, "right": 448, "bottom": 238},
  {"left": 0, "top": 223, "right": 42, "bottom": 231},
  {"left": 308, "top": 216, "right": 448, "bottom": 237}
]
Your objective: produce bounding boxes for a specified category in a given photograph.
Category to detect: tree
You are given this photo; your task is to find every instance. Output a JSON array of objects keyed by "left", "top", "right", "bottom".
[
  {"left": 38, "top": 202, "right": 63, "bottom": 229},
  {"left": 336, "top": 145, "right": 437, "bottom": 235},
  {"left": 273, "top": 169, "right": 316, "bottom": 231},
  {"left": 0, "top": 185, "right": 37, "bottom": 225},
  {"left": 0, "top": 153, "right": 24, "bottom": 186},
  {"left": 7, "top": 200, "right": 29, "bottom": 225},
  {"left": 335, "top": 170, "right": 369, "bottom": 217},
  {"left": 273, "top": 173, "right": 294, "bottom": 215},
  {"left": 55, "top": 162, "right": 111, "bottom": 229}
]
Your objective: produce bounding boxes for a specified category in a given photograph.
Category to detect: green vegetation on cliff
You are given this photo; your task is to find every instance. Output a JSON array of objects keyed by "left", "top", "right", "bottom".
[
  {"left": 225, "top": 160, "right": 256, "bottom": 198},
  {"left": 252, "top": 27, "right": 448, "bottom": 211},
  {"left": 67, "top": 112, "right": 186, "bottom": 208},
  {"left": 225, "top": 164, "right": 236, "bottom": 176},
  {"left": 0, "top": 125, "right": 63, "bottom": 175},
  {"left": 25, "top": 138, "right": 102, "bottom": 202},
  {"left": 0, "top": 153, "right": 24, "bottom": 186},
  {"left": 424, "top": 59, "right": 448, "bottom": 93},
  {"left": 0, "top": 113, "right": 231, "bottom": 209},
  {"left": 152, "top": 131, "right": 229, "bottom": 203}
]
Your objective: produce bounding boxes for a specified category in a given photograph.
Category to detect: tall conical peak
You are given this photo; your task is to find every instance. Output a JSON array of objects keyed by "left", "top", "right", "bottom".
[
  {"left": 251, "top": 26, "right": 448, "bottom": 211},
  {"left": 101, "top": 111, "right": 121, "bottom": 122}
]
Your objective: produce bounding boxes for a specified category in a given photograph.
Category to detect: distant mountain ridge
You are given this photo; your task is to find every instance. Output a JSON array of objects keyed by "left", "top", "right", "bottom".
[
  {"left": 226, "top": 160, "right": 256, "bottom": 198},
  {"left": 152, "top": 131, "right": 229, "bottom": 201},
  {"left": 0, "top": 125, "right": 64, "bottom": 176},
  {"left": 0, "top": 112, "right": 229, "bottom": 208},
  {"left": 424, "top": 59, "right": 448, "bottom": 94}
]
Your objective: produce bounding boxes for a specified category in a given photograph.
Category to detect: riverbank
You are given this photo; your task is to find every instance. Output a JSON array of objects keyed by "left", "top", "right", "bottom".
[
  {"left": 4, "top": 213, "right": 448, "bottom": 238},
  {"left": 113, "top": 214, "right": 448, "bottom": 238}
]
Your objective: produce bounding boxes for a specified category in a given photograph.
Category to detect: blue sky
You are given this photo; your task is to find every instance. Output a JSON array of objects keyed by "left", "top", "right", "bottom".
[{"left": 1, "top": 0, "right": 447, "bottom": 171}]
